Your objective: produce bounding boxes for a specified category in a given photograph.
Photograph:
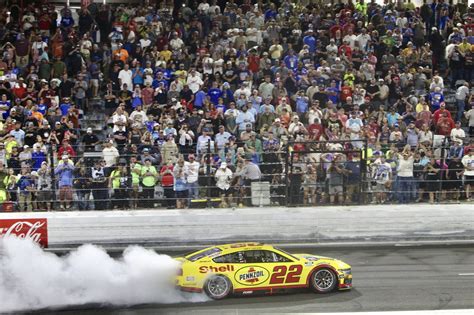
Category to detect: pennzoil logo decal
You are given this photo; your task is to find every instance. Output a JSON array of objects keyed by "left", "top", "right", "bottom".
[{"left": 235, "top": 266, "right": 269, "bottom": 286}]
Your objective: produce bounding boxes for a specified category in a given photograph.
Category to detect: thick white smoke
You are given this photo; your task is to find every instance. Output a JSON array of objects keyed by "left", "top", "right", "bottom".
[{"left": 0, "top": 237, "right": 207, "bottom": 312}]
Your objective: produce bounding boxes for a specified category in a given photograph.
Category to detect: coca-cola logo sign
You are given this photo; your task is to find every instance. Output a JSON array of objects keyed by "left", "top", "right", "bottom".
[{"left": 0, "top": 219, "right": 48, "bottom": 247}]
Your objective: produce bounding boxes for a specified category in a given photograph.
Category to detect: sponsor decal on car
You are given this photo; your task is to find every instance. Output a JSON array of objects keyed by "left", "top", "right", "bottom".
[
  {"left": 0, "top": 218, "right": 48, "bottom": 247},
  {"left": 235, "top": 265, "right": 269, "bottom": 286},
  {"left": 304, "top": 256, "right": 319, "bottom": 261},
  {"left": 199, "top": 265, "right": 235, "bottom": 273}
]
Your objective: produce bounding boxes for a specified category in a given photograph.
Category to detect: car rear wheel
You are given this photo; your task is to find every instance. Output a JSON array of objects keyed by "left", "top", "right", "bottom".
[
  {"left": 310, "top": 268, "right": 337, "bottom": 293},
  {"left": 204, "top": 275, "right": 232, "bottom": 300}
]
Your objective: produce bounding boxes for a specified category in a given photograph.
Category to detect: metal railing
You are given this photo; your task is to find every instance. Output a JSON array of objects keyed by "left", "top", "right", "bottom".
[{"left": 1, "top": 137, "right": 473, "bottom": 211}]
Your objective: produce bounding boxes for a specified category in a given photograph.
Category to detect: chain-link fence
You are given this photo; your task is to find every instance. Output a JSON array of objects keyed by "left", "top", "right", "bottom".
[{"left": 0, "top": 136, "right": 473, "bottom": 212}]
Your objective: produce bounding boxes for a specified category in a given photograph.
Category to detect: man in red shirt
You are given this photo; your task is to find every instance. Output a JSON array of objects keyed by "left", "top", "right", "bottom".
[
  {"left": 247, "top": 50, "right": 260, "bottom": 74},
  {"left": 307, "top": 118, "right": 325, "bottom": 140},
  {"left": 436, "top": 112, "right": 455, "bottom": 136},
  {"left": 433, "top": 102, "right": 452, "bottom": 124}
]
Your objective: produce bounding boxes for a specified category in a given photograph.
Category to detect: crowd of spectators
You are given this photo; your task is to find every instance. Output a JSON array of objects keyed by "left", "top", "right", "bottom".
[{"left": 0, "top": 0, "right": 473, "bottom": 211}]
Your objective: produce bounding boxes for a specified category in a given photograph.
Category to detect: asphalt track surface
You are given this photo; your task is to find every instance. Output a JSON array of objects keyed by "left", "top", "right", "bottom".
[{"left": 46, "top": 245, "right": 474, "bottom": 314}]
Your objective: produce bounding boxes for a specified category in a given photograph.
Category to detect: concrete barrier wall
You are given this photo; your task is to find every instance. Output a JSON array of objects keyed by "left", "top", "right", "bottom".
[{"left": 1, "top": 204, "right": 473, "bottom": 248}]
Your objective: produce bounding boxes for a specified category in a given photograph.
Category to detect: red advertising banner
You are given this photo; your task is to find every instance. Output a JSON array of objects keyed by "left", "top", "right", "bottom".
[{"left": 0, "top": 218, "right": 48, "bottom": 247}]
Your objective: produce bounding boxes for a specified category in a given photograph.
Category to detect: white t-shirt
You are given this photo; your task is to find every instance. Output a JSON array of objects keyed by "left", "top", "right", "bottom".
[
  {"left": 462, "top": 154, "right": 474, "bottom": 176},
  {"left": 215, "top": 168, "right": 233, "bottom": 190},
  {"left": 118, "top": 69, "right": 133, "bottom": 91},
  {"left": 184, "top": 161, "right": 200, "bottom": 183},
  {"left": 450, "top": 128, "right": 465, "bottom": 142}
]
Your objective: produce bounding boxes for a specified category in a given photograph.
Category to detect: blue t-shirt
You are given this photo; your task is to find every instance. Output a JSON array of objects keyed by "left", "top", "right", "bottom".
[
  {"left": 194, "top": 90, "right": 207, "bottom": 108},
  {"left": 208, "top": 88, "right": 223, "bottom": 105},
  {"left": 303, "top": 35, "right": 316, "bottom": 53},
  {"left": 37, "top": 103, "right": 47, "bottom": 115},
  {"left": 60, "top": 103, "right": 71, "bottom": 116}
]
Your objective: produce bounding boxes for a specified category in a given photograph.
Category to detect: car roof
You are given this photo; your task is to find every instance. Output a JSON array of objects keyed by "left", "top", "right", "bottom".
[{"left": 216, "top": 242, "right": 268, "bottom": 251}]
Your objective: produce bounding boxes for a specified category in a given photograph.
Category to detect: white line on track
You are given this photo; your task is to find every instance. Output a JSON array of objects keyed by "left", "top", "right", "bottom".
[{"left": 458, "top": 273, "right": 474, "bottom": 276}]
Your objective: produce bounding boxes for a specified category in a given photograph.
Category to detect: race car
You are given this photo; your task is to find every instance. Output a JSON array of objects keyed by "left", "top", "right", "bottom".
[{"left": 175, "top": 242, "right": 352, "bottom": 299}]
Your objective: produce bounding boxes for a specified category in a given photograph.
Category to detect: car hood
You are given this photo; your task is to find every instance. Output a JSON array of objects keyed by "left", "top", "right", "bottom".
[{"left": 293, "top": 253, "right": 351, "bottom": 269}]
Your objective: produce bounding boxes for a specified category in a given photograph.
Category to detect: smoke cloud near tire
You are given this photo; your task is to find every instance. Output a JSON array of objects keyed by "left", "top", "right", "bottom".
[{"left": 0, "top": 237, "right": 207, "bottom": 312}]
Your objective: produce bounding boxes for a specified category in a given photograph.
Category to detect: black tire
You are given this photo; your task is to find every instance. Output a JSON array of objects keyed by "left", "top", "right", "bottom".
[
  {"left": 204, "top": 275, "right": 232, "bottom": 300},
  {"left": 309, "top": 268, "right": 338, "bottom": 293}
]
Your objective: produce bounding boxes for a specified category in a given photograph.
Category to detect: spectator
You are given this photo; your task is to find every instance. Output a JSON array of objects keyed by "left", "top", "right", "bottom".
[
  {"left": 17, "top": 168, "right": 35, "bottom": 211},
  {"left": 91, "top": 159, "right": 108, "bottom": 210},
  {"left": 54, "top": 154, "right": 75, "bottom": 210},
  {"left": 73, "top": 165, "right": 92, "bottom": 211},
  {"left": 36, "top": 161, "right": 52, "bottom": 211},
  {"left": 160, "top": 159, "right": 175, "bottom": 209},
  {"left": 215, "top": 162, "right": 233, "bottom": 208},
  {"left": 397, "top": 149, "right": 415, "bottom": 203},
  {"left": 424, "top": 157, "right": 441, "bottom": 203},
  {"left": 327, "top": 154, "right": 346, "bottom": 205},
  {"left": 109, "top": 162, "right": 130, "bottom": 210},
  {"left": 184, "top": 154, "right": 200, "bottom": 201},
  {"left": 141, "top": 158, "right": 158, "bottom": 208},
  {"left": 462, "top": 149, "right": 474, "bottom": 201},
  {"left": 102, "top": 140, "right": 120, "bottom": 168},
  {"left": 235, "top": 157, "right": 261, "bottom": 207},
  {"left": 173, "top": 158, "right": 188, "bottom": 209},
  {"left": 372, "top": 152, "right": 392, "bottom": 204}
]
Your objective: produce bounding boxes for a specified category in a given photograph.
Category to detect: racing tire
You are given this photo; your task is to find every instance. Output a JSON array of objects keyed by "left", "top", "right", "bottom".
[
  {"left": 309, "top": 268, "right": 337, "bottom": 293},
  {"left": 204, "top": 275, "right": 233, "bottom": 300}
]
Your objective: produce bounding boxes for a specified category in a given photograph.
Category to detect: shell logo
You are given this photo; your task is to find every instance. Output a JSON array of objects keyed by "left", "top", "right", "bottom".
[{"left": 234, "top": 265, "right": 270, "bottom": 286}]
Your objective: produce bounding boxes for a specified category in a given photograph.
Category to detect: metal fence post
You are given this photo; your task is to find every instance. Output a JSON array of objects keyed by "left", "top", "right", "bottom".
[
  {"left": 206, "top": 139, "right": 211, "bottom": 208},
  {"left": 284, "top": 142, "right": 291, "bottom": 207}
]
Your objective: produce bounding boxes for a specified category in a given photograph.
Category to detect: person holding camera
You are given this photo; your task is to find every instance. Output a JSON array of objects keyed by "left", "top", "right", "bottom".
[
  {"left": 141, "top": 158, "right": 158, "bottom": 208},
  {"left": 54, "top": 154, "right": 75, "bottom": 210}
]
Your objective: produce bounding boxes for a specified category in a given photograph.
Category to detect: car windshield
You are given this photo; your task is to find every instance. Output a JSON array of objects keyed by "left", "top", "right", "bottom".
[{"left": 186, "top": 247, "right": 222, "bottom": 262}]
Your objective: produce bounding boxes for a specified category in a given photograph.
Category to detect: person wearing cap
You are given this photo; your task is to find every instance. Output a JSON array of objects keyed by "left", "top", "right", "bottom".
[
  {"left": 234, "top": 157, "right": 261, "bottom": 206},
  {"left": 17, "top": 167, "right": 36, "bottom": 212},
  {"left": 82, "top": 127, "right": 100, "bottom": 152},
  {"left": 215, "top": 162, "right": 234, "bottom": 208},
  {"left": 57, "top": 140, "right": 76, "bottom": 160},
  {"left": 9, "top": 121, "right": 25, "bottom": 147},
  {"left": 54, "top": 154, "right": 75, "bottom": 210}
]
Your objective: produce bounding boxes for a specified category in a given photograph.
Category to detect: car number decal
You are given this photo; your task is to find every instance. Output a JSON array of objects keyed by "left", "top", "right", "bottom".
[{"left": 269, "top": 265, "right": 303, "bottom": 284}]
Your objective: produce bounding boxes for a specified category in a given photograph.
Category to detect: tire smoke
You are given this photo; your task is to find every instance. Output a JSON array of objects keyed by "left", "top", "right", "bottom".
[{"left": 0, "top": 237, "right": 207, "bottom": 312}]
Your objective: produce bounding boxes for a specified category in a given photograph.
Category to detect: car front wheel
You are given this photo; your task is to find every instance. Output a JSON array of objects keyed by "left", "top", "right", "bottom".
[
  {"left": 204, "top": 275, "right": 232, "bottom": 299},
  {"left": 310, "top": 268, "right": 337, "bottom": 293}
]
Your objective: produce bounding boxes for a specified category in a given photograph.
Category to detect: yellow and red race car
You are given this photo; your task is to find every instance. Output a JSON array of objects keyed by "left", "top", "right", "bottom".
[{"left": 175, "top": 243, "right": 352, "bottom": 299}]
